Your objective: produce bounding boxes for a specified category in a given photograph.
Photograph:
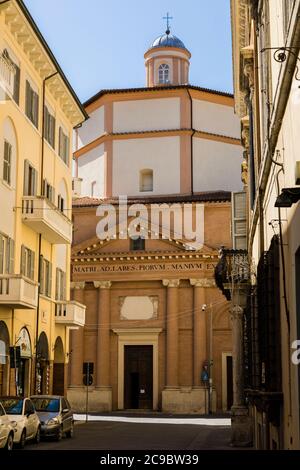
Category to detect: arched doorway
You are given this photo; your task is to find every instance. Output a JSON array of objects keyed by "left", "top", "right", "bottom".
[
  {"left": 16, "top": 327, "right": 32, "bottom": 397},
  {"left": 36, "top": 332, "right": 50, "bottom": 395},
  {"left": 53, "top": 337, "right": 65, "bottom": 395},
  {"left": 0, "top": 321, "right": 10, "bottom": 395}
]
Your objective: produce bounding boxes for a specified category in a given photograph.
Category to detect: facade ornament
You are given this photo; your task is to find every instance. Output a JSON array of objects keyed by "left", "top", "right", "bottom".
[
  {"left": 230, "top": 305, "right": 244, "bottom": 321},
  {"left": 94, "top": 281, "right": 112, "bottom": 289},
  {"left": 162, "top": 279, "right": 180, "bottom": 288},
  {"left": 70, "top": 281, "right": 85, "bottom": 290},
  {"left": 190, "top": 278, "right": 216, "bottom": 288},
  {"left": 241, "top": 115, "right": 250, "bottom": 151},
  {"left": 241, "top": 157, "right": 248, "bottom": 185}
]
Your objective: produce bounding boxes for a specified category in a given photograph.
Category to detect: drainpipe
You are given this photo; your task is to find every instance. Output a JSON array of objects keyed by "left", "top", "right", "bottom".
[
  {"left": 33, "top": 71, "right": 58, "bottom": 394},
  {"left": 186, "top": 88, "right": 195, "bottom": 196}
]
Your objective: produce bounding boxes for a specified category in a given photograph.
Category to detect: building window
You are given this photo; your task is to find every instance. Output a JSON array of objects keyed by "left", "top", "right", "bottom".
[
  {"left": 42, "top": 179, "right": 55, "bottom": 204},
  {"left": 140, "top": 169, "right": 153, "bottom": 192},
  {"left": 20, "top": 245, "right": 35, "bottom": 280},
  {"left": 25, "top": 80, "right": 39, "bottom": 128},
  {"left": 3, "top": 140, "right": 12, "bottom": 186},
  {"left": 2, "top": 49, "right": 20, "bottom": 104},
  {"left": 130, "top": 237, "right": 145, "bottom": 251},
  {"left": 58, "top": 127, "right": 69, "bottom": 165},
  {"left": 158, "top": 64, "right": 170, "bottom": 84},
  {"left": 39, "top": 255, "right": 52, "bottom": 297},
  {"left": 23, "top": 160, "right": 37, "bottom": 196},
  {"left": 57, "top": 194, "right": 65, "bottom": 213},
  {"left": 0, "top": 233, "right": 14, "bottom": 274},
  {"left": 56, "top": 268, "right": 66, "bottom": 301},
  {"left": 44, "top": 106, "right": 55, "bottom": 148}
]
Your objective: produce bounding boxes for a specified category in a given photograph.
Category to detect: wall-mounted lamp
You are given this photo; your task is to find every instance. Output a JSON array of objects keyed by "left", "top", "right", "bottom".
[{"left": 275, "top": 188, "right": 300, "bottom": 208}]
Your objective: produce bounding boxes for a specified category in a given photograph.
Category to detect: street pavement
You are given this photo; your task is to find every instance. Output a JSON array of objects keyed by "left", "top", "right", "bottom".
[{"left": 25, "top": 415, "right": 245, "bottom": 450}]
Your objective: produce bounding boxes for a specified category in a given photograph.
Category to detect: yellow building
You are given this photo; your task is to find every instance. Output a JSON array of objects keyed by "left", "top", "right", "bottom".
[{"left": 0, "top": 0, "right": 86, "bottom": 398}]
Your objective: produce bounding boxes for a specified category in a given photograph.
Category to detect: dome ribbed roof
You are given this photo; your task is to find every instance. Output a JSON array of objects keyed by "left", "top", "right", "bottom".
[{"left": 150, "top": 31, "right": 187, "bottom": 51}]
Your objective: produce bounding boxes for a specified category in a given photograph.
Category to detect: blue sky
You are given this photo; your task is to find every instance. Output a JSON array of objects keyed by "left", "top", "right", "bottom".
[{"left": 24, "top": 0, "right": 233, "bottom": 102}]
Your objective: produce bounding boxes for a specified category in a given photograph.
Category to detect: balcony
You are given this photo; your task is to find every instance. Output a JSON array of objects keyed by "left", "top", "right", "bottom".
[
  {"left": 22, "top": 196, "right": 72, "bottom": 244},
  {"left": 0, "top": 275, "right": 38, "bottom": 309},
  {"left": 0, "top": 54, "right": 15, "bottom": 98},
  {"left": 55, "top": 301, "right": 86, "bottom": 328}
]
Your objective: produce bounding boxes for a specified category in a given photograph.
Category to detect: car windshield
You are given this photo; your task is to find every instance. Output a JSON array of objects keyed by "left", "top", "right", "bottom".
[
  {"left": 1, "top": 398, "right": 23, "bottom": 415},
  {"left": 32, "top": 398, "right": 60, "bottom": 413}
]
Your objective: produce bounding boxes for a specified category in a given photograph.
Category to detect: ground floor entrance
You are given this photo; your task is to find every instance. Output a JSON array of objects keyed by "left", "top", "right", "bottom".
[{"left": 124, "top": 345, "right": 153, "bottom": 410}]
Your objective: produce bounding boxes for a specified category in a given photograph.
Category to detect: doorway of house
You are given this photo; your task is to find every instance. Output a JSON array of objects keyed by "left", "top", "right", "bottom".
[{"left": 124, "top": 345, "right": 153, "bottom": 409}]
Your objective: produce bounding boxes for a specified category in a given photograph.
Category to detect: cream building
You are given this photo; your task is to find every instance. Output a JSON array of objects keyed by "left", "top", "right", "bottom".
[
  {"left": 70, "top": 27, "right": 243, "bottom": 413},
  {"left": 0, "top": 0, "right": 86, "bottom": 398},
  {"left": 230, "top": 0, "right": 300, "bottom": 449}
]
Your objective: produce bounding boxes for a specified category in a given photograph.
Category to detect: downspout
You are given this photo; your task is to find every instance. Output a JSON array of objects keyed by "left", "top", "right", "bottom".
[
  {"left": 34, "top": 71, "right": 58, "bottom": 393},
  {"left": 186, "top": 88, "right": 195, "bottom": 196}
]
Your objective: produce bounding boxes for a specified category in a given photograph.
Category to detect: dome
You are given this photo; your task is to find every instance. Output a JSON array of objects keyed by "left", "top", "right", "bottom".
[{"left": 150, "top": 31, "right": 187, "bottom": 51}]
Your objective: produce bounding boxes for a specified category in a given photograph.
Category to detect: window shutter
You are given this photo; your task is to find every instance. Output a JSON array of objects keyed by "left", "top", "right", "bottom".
[
  {"left": 42, "top": 178, "right": 47, "bottom": 197},
  {"left": 25, "top": 80, "right": 31, "bottom": 117},
  {"left": 52, "top": 116, "right": 56, "bottom": 148},
  {"left": 232, "top": 191, "right": 247, "bottom": 250},
  {"left": 58, "top": 127, "right": 63, "bottom": 157},
  {"left": 0, "top": 235, "right": 4, "bottom": 274},
  {"left": 48, "top": 262, "right": 52, "bottom": 297},
  {"left": 33, "top": 167, "right": 38, "bottom": 196},
  {"left": 62, "top": 271, "right": 66, "bottom": 300},
  {"left": 23, "top": 160, "right": 29, "bottom": 196},
  {"left": 20, "top": 245, "right": 26, "bottom": 276},
  {"left": 33, "top": 91, "right": 39, "bottom": 128},
  {"left": 39, "top": 255, "right": 44, "bottom": 294},
  {"left": 6, "top": 238, "right": 15, "bottom": 274},
  {"left": 51, "top": 187, "right": 55, "bottom": 205},
  {"left": 57, "top": 194, "right": 61, "bottom": 211},
  {"left": 55, "top": 267, "right": 59, "bottom": 300},
  {"left": 8, "top": 238, "right": 14, "bottom": 274},
  {"left": 13, "top": 64, "right": 20, "bottom": 104},
  {"left": 30, "top": 250, "right": 35, "bottom": 280},
  {"left": 43, "top": 106, "right": 48, "bottom": 138},
  {"left": 65, "top": 134, "right": 69, "bottom": 166}
]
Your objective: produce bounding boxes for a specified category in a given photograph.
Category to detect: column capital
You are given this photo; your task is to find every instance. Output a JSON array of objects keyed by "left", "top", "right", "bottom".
[
  {"left": 163, "top": 279, "right": 180, "bottom": 288},
  {"left": 190, "top": 278, "right": 216, "bottom": 288},
  {"left": 230, "top": 305, "right": 244, "bottom": 320},
  {"left": 94, "top": 281, "right": 112, "bottom": 289},
  {"left": 70, "top": 281, "right": 85, "bottom": 290}
]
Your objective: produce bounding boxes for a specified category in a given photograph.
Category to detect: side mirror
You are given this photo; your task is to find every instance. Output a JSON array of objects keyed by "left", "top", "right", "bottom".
[
  {"left": 26, "top": 410, "right": 34, "bottom": 417},
  {"left": 62, "top": 408, "right": 69, "bottom": 414}
]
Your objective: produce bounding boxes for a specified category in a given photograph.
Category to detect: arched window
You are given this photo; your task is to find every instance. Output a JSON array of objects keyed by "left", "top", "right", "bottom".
[
  {"left": 158, "top": 64, "right": 170, "bottom": 84},
  {"left": 139, "top": 169, "right": 153, "bottom": 192}
]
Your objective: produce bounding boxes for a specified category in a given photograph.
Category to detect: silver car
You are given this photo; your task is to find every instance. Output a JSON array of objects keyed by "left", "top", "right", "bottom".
[{"left": 31, "top": 395, "right": 74, "bottom": 441}]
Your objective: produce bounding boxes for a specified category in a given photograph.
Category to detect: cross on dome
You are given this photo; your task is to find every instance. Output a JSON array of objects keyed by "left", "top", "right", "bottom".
[{"left": 163, "top": 12, "right": 173, "bottom": 35}]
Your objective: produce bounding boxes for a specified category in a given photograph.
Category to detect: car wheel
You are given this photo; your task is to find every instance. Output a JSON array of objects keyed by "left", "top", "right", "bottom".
[
  {"left": 18, "top": 430, "right": 26, "bottom": 449},
  {"left": 56, "top": 425, "right": 63, "bottom": 441},
  {"left": 66, "top": 422, "right": 74, "bottom": 438},
  {"left": 34, "top": 426, "right": 41, "bottom": 444},
  {"left": 5, "top": 433, "right": 14, "bottom": 451}
]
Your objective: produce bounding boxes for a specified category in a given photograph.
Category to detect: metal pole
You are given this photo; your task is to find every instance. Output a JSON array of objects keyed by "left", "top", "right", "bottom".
[
  {"left": 209, "top": 303, "right": 213, "bottom": 414},
  {"left": 85, "top": 363, "right": 89, "bottom": 423}
]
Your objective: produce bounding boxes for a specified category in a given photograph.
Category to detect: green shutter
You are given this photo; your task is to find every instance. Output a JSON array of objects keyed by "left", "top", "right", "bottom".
[
  {"left": 59, "top": 127, "right": 63, "bottom": 157},
  {"left": 30, "top": 250, "right": 35, "bottom": 280},
  {"left": 51, "top": 116, "right": 56, "bottom": 148},
  {"left": 13, "top": 64, "right": 20, "bottom": 104},
  {"left": 48, "top": 262, "right": 52, "bottom": 297},
  {"left": 39, "top": 255, "right": 44, "bottom": 294},
  {"left": 62, "top": 271, "right": 66, "bottom": 300},
  {"left": 20, "top": 245, "right": 26, "bottom": 276},
  {"left": 25, "top": 80, "right": 31, "bottom": 118},
  {"left": 55, "top": 267, "right": 59, "bottom": 300},
  {"left": 23, "top": 160, "right": 29, "bottom": 196},
  {"left": 65, "top": 134, "right": 69, "bottom": 166},
  {"left": 8, "top": 238, "right": 14, "bottom": 274},
  {"left": 33, "top": 167, "right": 38, "bottom": 196}
]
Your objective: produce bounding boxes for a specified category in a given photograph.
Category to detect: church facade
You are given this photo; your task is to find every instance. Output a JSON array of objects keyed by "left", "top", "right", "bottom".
[{"left": 68, "top": 28, "right": 243, "bottom": 412}]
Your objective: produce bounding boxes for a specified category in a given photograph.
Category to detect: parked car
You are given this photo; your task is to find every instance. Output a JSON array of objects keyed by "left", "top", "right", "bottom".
[
  {"left": 0, "top": 402, "right": 17, "bottom": 450},
  {"left": 0, "top": 397, "right": 40, "bottom": 448},
  {"left": 30, "top": 395, "right": 74, "bottom": 440}
]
